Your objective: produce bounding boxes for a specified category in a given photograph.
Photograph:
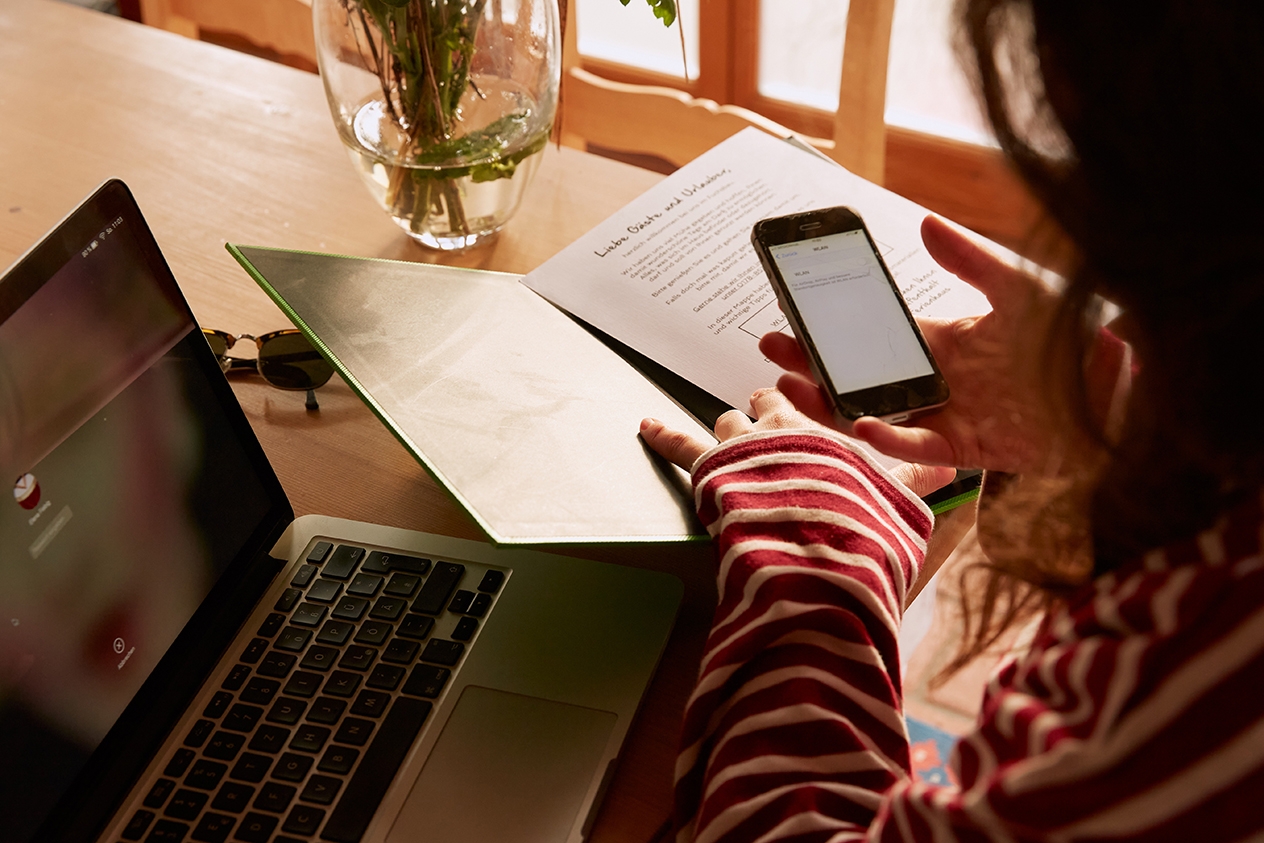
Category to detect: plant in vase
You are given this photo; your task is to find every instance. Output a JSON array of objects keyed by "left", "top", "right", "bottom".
[{"left": 315, "top": 0, "right": 677, "bottom": 251}]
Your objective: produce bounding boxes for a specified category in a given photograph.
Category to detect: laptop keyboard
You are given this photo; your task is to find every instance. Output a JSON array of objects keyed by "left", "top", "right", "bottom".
[{"left": 115, "top": 540, "right": 505, "bottom": 843}]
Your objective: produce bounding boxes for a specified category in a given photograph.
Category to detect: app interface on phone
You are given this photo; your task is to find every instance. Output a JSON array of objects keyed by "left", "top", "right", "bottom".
[{"left": 768, "top": 229, "right": 933, "bottom": 395}]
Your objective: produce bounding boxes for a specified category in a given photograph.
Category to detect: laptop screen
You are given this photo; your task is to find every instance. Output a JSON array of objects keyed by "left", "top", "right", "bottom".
[{"left": 0, "top": 183, "right": 285, "bottom": 843}]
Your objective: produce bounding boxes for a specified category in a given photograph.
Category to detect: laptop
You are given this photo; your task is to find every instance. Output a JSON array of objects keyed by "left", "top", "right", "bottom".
[{"left": 0, "top": 180, "right": 683, "bottom": 843}]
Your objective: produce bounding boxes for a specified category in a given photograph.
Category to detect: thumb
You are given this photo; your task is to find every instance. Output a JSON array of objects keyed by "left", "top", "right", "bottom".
[{"left": 889, "top": 462, "right": 957, "bottom": 498}]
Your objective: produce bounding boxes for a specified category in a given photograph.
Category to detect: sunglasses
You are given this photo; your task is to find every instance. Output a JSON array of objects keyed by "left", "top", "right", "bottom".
[{"left": 202, "top": 328, "right": 335, "bottom": 410}]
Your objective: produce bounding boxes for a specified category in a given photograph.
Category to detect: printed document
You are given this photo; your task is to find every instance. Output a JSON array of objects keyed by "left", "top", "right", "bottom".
[{"left": 523, "top": 129, "right": 992, "bottom": 414}]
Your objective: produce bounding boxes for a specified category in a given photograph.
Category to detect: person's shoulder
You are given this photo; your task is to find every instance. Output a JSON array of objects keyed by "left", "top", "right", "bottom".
[{"left": 1053, "top": 490, "right": 1264, "bottom": 644}]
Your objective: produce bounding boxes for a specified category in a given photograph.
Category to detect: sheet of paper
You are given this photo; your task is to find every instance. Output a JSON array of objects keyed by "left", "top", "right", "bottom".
[{"left": 523, "top": 128, "right": 992, "bottom": 414}]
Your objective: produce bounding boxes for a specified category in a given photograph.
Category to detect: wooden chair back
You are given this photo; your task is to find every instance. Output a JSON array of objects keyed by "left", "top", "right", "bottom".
[
  {"left": 138, "top": 0, "right": 318, "bottom": 72},
  {"left": 559, "top": 0, "right": 894, "bottom": 183}
]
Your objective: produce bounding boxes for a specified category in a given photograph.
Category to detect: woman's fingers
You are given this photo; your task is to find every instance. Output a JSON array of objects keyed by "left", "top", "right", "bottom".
[
  {"left": 921, "top": 215, "right": 1024, "bottom": 306},
  {"left": 775, "top": 372, "right": 846, "bottom": 431},
  {"left": 759, "top": 331, "right": 811, "bottom": 377},
  {"left": 889, "top": 462, "right": 957, "bottom": 498},
  {"left": 851, "top": 416, "right": 958, "bottom": 467},
  {"left": 639, "top": 417, "right": 713, "bottom": 470},
  {"left": 713, "top": 408, "right": 755, "bottom": 441}
]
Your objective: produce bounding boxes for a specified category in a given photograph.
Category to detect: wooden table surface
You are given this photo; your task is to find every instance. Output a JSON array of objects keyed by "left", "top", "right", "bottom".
[{"left": 1, "top": 4, "right": 719, "bottom": 842}]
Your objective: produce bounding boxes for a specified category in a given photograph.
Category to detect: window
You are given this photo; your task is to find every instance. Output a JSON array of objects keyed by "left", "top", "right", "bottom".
[{"left": 570, "top": 0, "right": 1051, "bottom": 260}]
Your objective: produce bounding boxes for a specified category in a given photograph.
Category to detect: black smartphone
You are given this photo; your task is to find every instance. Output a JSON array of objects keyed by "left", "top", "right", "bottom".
[{"left": 751, "top": 206, "right": 949, "bottom": 423}]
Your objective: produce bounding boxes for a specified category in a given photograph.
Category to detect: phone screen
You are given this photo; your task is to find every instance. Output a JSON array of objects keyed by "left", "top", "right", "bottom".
[{"left": 767, "top": 229, "right": 933, "bottom": 395}]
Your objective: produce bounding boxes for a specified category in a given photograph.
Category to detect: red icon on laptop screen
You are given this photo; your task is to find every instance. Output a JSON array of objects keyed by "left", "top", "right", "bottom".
[{"left": 14, "top": 473, "right": 40, "bottom": 510}]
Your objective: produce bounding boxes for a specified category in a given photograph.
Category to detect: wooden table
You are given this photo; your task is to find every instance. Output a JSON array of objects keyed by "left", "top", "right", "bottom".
[{"left": 0, "top": 4, "right": 718, "bottom": 842}]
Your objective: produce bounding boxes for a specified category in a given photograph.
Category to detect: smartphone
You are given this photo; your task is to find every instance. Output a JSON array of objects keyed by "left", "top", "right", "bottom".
[{"left": 751, "top": 206, "right": 948, "bottom": 424}]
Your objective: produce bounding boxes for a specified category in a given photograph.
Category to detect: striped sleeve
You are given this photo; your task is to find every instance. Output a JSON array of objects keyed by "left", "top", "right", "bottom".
[
  {"left": 676, "top": 431, "right": 1264, "bottom": 843},
  {"left": 674, "top": 429, "right": 934, "bottom": 843}
]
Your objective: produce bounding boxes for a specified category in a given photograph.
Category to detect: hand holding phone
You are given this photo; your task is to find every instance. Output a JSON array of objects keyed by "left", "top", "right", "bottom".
[{"left": 751, "top": 206, "right": 949, "bottom": 425}]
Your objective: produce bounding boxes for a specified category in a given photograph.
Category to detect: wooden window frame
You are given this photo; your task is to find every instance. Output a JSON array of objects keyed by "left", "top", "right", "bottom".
[{"left": 575, "top": 0, "right": 1057, "bottom": 262}]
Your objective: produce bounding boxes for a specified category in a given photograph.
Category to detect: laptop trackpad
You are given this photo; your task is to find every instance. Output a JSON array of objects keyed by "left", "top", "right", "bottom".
[{"left": 388, "top": 686, "right": 618, "bottom": 843}]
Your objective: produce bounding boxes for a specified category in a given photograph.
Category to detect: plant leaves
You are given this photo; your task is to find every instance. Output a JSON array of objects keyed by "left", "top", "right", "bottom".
[{"left": 615, "top": 0, "right": 675, "bottom": 27}]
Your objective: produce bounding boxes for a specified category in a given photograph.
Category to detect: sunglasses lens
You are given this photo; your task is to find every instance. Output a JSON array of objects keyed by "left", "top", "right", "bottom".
[
  {"left": 203, "top": 330, "right": 229, "bottom": 358},
  {"left": 258, "top": 332, "right": 334, "bottom": 390}
]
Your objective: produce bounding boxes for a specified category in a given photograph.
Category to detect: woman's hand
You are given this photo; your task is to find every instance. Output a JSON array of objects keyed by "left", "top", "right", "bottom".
[
  {"left": 763, "top": 215, "right": 1067, "bottom": 476},
  {"left": 640, "top": 387, "right": 955, "bottom": 498}
]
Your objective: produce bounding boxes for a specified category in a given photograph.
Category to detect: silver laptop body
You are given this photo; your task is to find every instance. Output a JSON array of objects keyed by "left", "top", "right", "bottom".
[{"left": 0, "top": 181, "right": 681, "bottom": 843}]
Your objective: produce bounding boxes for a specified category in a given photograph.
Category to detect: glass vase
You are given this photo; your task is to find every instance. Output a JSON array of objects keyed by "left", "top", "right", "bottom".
[{"left": 314, "top": 0, "right": 560, "bottom": 251}]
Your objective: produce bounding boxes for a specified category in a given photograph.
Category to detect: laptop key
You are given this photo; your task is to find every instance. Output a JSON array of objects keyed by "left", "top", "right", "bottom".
[
  {"left": 256, "top": 651, "right": 296, "bottom": 679},
  {"left": 338, "top": 645, "right": 377, "bottom": 672},
  {"left": 354, "top": 620, "right": 392, "bottom": 646},
  {"left": 164, "top": 789, "right": 208, "bottom": 821},
  {"left": 315, "top": 620, "right": 356, "bottom": 646},
  {"left": 451, "top": 616, "right": 479, "bottom": 642},
  {"left": 122, "top": 809, "right": 155, "bottom": 840},
  {"left": 275, "top": 587, "right": 302, "bottom": 613},
  {"left": 240, "top": 638, "right": 268, "bottom": 665},
  {"left": 469, "top": 592, "right": 492, "bottom": 618},
  {"left": 396, "top": 614, "right": 433, "bottom": 640},
  {"left": 266, "top": 697, "right": 307, "bottom": 726},
  {"left": 317, "top": 746, "right": 359, "bottom": 775},
  {"left": 233, "top": 812, "right": 277, "bottom": 843},
  {"left": 145, "top": 819, "right": 189, "bottom": 843},
  {"left": 254, "top": 782, "right": 296, "bottom": 814},
  {"left": 190, "top": 812, "right": 235, "bottom": 843},
  {"left": 384, "top": 573, "right": 420, "bottom": 597},
  {"left": 332, "top": 717, "right": 374, "bottom": 747},
  {"left": 477, "top": 569, "right": 504, "bottom": 593},
  {"left": 347, "top": 573, "right": 383, "bottom": 597},
  {"left": 420, "top": 639, "right": 465, "bottom": 667},
  {"left": 184, "top": 760, "right": 227, "bottom": 790},
  {"left": 275, "top": 627, "right": 311, "bottom": 652},
  {"left": 184, "top": 720, "right": 215, "bottom": 749},
  {"left": 448, "top": 590, "right": 474, "bottom": 613},
  {"left": 320, "top": 696, "right": 431, "bottom": 843},
  {"left": 221, "top": 665, "right": 250, "bottom": 692},
  {"left": 239, "top": 678, "right": 281, "bottom": 706},
  {"left": 412, "top": 563, "right": 464, "bottom": 615},
  {"left": 291, "top": 603, "right": 327, "bottom": 627},
  {"left": 271, "top": 752, "right": 313, "bottom": 782},
  {"left": 350, "top": 690, "right": 390, "bottom": 719},
  {"left": 299, "top": 775, "right": 342, "bottom": 806},
  {"left": 204, "top": 731, "right": 245, "bottom": 762},
  {"left": 290, "top": 725, "right": 331, "bottom": 754},
  {"left": 211, "top": 782, "right": 255, "bottom": 813},
  {"left": 307, "top": 696, "right": 346, "bottom": 724},
  {"left": 143, "top": 778, "right": 177, "bottom": 809},
  {"left": 321, "top": 545, "right": 365, "bottom": 580},
  {"left": 361, "top": 551, "right": 429, "bottom": 575},
  {"left": 257, "top": 613, "right": 286, "bottom": 638},
  {"left": 365, "top": 664, "right": 404, "bottom": 691},
  {"left": 165, "top": 749, "right": 196, "bottom": 778},
  {"left": 331, "top": 596, "right": 369, "bottom": 621},
  {"left": 306, "top": 541, "right": 333, "bottom": 564},
  {"left": 323, "top": 671, "right": 361, "bottom": 698},
  {"left": 282, "top": 671, "right": 323, "bottom": 699},
  {"left": 203, "top": 692, "right": 233, "bottom": 719},
  {"left": 306, "top": 579, "right": 342, "bottom": 603},
  {"left": 402, "top": 665, "right": 449, "bottom": 699},
  {"left": 300, "top": 645, "right": 339, "bottom": 672},
  {"left": 222, "top": 704, "right": 263, "bottom": 733},
  {"left": 382, "top": 638, "right": 418, "bottom": 664},
  {"left": 291, "top": 564, "right": 318, "bottom": 588},
  {"left": 282, "top": 804, "right": 326, "bottom": 836},
  {"left": 247, "top": 725, "right": 290, "bottom": 754},
  {"left": 368, "top": 596, "right": 407, "bottom": 621},
  {"left": 229, "top": 754, "right": 271, "bottom": 784}
]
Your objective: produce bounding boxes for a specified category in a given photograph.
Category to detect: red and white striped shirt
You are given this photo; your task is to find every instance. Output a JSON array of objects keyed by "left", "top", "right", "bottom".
[{"left": 676, "top": 429, "right": 1264, "bottom": 843}]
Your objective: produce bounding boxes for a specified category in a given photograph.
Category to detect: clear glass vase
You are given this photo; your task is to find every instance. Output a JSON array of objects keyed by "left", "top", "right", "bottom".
[{"left": 314, "top": 0, "right": 560, "bottom": 251}]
